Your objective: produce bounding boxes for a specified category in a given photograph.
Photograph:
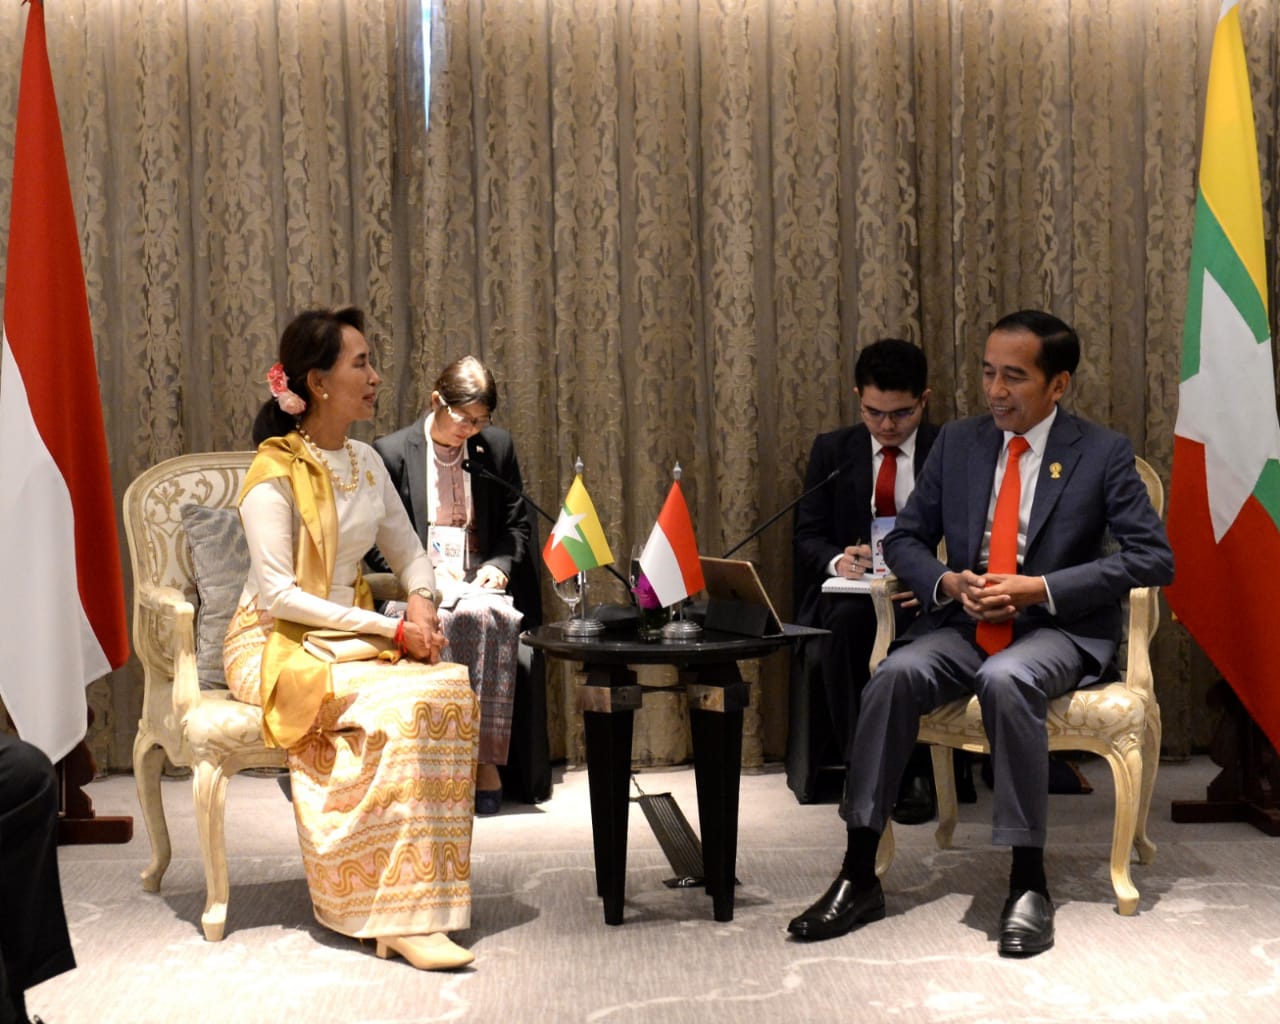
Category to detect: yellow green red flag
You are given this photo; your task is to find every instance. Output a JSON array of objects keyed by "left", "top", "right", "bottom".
[
  {"left": 542, "top": 474, "right": 615, "bottom": 583},
  {"left": 1167, "top": 0, "right": 1280, "bottom": 752}
]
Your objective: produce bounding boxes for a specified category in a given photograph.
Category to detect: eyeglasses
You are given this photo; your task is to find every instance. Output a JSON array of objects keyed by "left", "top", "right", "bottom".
[
  {"left": 861, "top": 400, "right": 921, "bottom": 424},
  {"left": 445, "top": 404, "right": 492, "bottom": 430}
]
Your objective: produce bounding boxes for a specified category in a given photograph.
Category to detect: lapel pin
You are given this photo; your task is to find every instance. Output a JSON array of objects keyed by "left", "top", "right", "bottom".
[{"left": 1050, "top": 462, "right": 1062, "bottom": 480}]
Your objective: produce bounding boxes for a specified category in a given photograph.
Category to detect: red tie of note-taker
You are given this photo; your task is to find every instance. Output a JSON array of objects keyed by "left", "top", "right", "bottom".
[
  {"left": 874, "top": 446, "right": 900, "bottom": 517},
  {"left": 976, "top": 436, "right": 1030, "bottom": 655}
]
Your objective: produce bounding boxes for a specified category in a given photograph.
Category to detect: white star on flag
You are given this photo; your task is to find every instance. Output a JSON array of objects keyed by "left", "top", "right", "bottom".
[
  {"left": 1175, "top": 268, "right": 1280, "bottom": 541},
  {"left": 548, "top": 508, "right": 586, "bottom": 550}
]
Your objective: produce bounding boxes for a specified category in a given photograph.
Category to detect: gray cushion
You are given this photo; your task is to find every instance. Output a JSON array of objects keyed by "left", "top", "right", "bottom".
[{"left": 180, "top": 504, "right": 250, "bottom": 689}]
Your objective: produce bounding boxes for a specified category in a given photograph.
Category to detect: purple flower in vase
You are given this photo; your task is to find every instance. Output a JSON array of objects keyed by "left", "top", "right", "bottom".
[{"left": 632, "top": 573, "right": 661, "bottom": 610}]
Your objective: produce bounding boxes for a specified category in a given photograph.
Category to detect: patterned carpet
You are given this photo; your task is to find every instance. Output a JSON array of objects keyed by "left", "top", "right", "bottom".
[{"left": 30, "top": 756, "right": 1280, "bottom": 1023}]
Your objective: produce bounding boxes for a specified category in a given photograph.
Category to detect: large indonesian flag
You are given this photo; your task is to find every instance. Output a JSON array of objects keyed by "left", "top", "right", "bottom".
[
  {"left": 639, "top": 479, "right": 705, "bottom": 608},
  {"left": 1167, "top": 0, "right": 1280, "bottom": 753},
  {"left": 0, "top": 0, "right": 129, "bottom": 761},
  {"left": 542, "top": 474, "right": 615, "bottom": 583}
]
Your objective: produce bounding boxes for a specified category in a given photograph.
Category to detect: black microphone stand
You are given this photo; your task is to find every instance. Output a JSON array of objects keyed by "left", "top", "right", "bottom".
[
  {"left": 721, "top": 465, "right": 841, "bottom": 559},
  {"left": 462, "top": 459, "right": 635, "bottom": 597}
]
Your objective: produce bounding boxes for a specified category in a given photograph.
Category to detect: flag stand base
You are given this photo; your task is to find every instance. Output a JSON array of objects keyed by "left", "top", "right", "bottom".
[
  {"left": 661, "top": 619, "right": 702, "bottom": 641},
  {"left": 1171, "top": 680, "right": 1280, "bottom": 836},
  {"left": 57, "top": 711, "right": 133, "bottom": 846},
  {"left": 561, "top": 617, "right": 605, "bottom": 639}
]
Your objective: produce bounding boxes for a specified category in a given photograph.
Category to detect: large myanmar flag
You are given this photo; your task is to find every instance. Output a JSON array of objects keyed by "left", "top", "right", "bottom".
[
  {"left": 542, "top": 474, "right": 615, "bottom": 583},
  {"left": 639, "top": 479, "right": 705, "bottom": 608},
  {"left": 0, "top": 0, "right": 130, "bottom": 762},
  {"left": 1167, "top": 0, "right": 1280, "bottom": 753}
]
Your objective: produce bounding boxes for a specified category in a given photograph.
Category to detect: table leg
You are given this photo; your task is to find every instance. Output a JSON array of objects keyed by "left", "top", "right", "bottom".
[
  {"left": 578, "top": 666, "right": 641, "bottom": 925},
  {"left": 686, "top": 665, "right": 750, "bottom": 922}
]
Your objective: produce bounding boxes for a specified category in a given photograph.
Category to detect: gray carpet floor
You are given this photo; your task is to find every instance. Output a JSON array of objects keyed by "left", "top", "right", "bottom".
[{"left": 28, "top": 755, "right": 1280, "bottom": 1023}]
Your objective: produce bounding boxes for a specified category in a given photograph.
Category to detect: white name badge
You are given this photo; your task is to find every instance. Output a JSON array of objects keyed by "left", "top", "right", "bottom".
[{"left": 427, "top": 525, "right": 467, "bottom": 581}]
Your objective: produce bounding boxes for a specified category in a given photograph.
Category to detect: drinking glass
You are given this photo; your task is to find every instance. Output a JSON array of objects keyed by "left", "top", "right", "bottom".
[
  {"left": 553, "top": 573, "right": 582, "bottom": 622},
  {"left": 629, "top": 543, "right": 669, "bottom": 641}
]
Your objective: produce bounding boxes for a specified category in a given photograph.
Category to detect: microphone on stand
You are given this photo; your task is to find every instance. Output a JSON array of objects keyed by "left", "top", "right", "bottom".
[
  {"left": 721, "top": 463, "right": 844, "bottom": 559},
  {"left": 462, "top": 458, "right": 635, "bottom": 597}
]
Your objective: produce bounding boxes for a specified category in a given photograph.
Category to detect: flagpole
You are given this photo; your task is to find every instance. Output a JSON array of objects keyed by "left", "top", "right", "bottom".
[
  {"left": 561, "top": 457, "right": 605, "bottom": 640},
  {"left": 661, "top": 463, "right": 702, "bottom": 641}
]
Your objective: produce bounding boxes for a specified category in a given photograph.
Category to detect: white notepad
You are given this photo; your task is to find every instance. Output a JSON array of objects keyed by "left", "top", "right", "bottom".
[{"left": 820, "top": 577, "right": 873, "bottom": 595}]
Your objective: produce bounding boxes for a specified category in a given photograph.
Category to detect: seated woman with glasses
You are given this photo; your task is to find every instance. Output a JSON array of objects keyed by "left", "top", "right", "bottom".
[{"left": 372, "top": 356, "right": 542, "bottom": 816}]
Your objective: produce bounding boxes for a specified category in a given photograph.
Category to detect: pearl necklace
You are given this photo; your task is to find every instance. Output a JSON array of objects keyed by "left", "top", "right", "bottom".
[
  {"left": 432, "top": 439, "right": 465, "bottom": 468},
  {"left": 298, "top": 426, "right": 361, "bottom": 494}
]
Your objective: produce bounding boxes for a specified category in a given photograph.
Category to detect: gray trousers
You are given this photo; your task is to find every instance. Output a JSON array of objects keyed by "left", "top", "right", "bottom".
[{"left": 845, "top": 623, "right": 1085, "bottom": 847}]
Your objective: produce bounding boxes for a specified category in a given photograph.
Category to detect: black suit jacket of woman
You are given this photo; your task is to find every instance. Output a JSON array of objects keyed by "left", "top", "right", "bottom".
[
  {"left": 373, "top": 418, "right": 544, "bottom": 629},
  {"left": 791, "top": 420, "right": 939, "bottom": 627}
]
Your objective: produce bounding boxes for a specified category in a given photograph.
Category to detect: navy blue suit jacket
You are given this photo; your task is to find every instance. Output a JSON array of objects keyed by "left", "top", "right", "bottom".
[{"left": 885, "top": 409, "right": 1173, "bottom": 680}]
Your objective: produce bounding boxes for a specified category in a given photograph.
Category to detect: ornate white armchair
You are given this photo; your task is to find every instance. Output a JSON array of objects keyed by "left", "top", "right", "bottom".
[
  {"left": 870, "top": 456, "right": 1164, "bottom": 915},
  {"left": 124, "top": 451, "right": 282, "bottom": 940}
]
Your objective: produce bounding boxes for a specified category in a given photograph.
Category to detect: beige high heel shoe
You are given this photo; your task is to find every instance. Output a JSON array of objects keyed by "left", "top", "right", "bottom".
[{"left": 375, "top": 933, "right": 474, "bottom": 971}]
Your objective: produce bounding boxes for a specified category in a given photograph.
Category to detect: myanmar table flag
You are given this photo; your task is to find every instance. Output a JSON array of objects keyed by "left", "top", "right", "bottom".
[
  {"left": 543, "top": 473, "right": 615, "bottom": 583},
  {"left": 639, "top": 479, "right": 705, "bottom": 608},
  {"left": 0, "top": 0, "right": 130, "bottom": 762},
  {"left": 1167, "top": 0, "right": 1280, "bottom": 753}
]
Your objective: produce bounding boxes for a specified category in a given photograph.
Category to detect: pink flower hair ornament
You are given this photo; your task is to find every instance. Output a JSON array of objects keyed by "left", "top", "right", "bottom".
[{"left": 267, "top": 362, "right": 307, "bottom": 416}]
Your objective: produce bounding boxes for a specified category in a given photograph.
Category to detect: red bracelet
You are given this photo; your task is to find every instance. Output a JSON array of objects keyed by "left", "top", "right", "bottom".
[{"left": 395, "top": 618, "right": 408, "bottom": 655}]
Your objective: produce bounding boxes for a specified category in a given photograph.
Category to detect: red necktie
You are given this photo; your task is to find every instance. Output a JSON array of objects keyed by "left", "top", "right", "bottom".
[
  {"left": 874, "top": 446, "right": 900, "bottom": 517},
  {"left": 976, "top": 436, "right": 1030, "bottom": 655}
]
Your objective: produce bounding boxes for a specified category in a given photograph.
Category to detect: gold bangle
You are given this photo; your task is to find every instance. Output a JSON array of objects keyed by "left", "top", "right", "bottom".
[{"left": 410, "top": 586, "right": 440, "bottom": 605}]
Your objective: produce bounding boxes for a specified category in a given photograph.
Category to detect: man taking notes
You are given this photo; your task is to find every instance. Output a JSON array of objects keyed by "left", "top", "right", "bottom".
[{"left": 792, "top": 338, "right": 941, "bottom": 821}]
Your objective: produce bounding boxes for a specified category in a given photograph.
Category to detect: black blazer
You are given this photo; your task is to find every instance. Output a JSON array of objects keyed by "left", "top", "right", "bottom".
[
  {"left": 373, "top": 418, "right": 544, "bottom": 629},
  {"left": 792, "top": 420, "right": 939, "bottom": 627}
]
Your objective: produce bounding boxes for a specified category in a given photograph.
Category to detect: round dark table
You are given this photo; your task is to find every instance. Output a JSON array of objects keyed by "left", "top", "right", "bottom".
[{"left": 522, "top": 622, "right": 816, "bottom": 925}]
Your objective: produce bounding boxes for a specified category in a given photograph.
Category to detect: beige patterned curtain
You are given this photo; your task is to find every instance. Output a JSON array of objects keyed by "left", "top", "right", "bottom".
[
  {"left": 419, "top": 0, "right": 1280, "bottom": 762},
  {"left": 1, "top": 0, "right": 1278, "bottom": 769}
]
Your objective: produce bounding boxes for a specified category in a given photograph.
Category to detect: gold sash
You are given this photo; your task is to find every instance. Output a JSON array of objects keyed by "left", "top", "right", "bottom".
[{"left": 240, "top": 433, "right": 373, "bottom": 748}]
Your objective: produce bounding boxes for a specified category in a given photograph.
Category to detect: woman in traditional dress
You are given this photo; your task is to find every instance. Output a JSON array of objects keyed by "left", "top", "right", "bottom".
[
  {"left": 223, "top": 307, "right": 478, "bottom": 971},
  {"left": 373, "top": 356, "right": 540, "bottom": 814}
]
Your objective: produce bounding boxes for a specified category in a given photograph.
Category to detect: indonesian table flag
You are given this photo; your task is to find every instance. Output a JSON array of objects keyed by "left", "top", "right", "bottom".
[
  {"left": 1166, "top": 0, "right": 1280, "bottom": 753},
  {"left": 639, "top": 476, "right": 705, "bottom": 608},
  {"left": 0, "top": 0, "right": 130, "bottom": 762},
  {"left": 542, "top": 473, "right": 615, "bottom": 583}
]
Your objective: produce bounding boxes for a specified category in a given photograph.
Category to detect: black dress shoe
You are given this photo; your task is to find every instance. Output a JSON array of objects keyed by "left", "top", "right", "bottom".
[
  {"left": 998, "top": 889, "right": 1055, "bottom": 956},
  {"left": 891, "top": 774, "right": 936, "bottom": 825},
  {"left": 787, "top": 876, "right": 885, "bottom": 941}
]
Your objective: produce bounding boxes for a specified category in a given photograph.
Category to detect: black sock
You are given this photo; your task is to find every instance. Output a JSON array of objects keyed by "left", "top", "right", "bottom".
[
  {"left": 841, "top": 827, "right": 880, "bottom": 887},
  {"left": 1010, "top": 845, "right": 1048, "bottom": 898}
]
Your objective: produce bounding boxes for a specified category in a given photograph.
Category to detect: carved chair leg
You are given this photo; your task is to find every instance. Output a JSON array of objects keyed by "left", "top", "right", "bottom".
[
  {"left": 875, "top": 821, "right": 896, "bottom": 878},
  {"left": 1105, "top": 746, "right": 1142, "bottom": 916},
  {"left": 192, "top": 759, "right": 233, "bottom": 941},
  {"left": 931, "top": 745, "right": 958, "bottom": 849},
  {"left": 1134, "top": 712, "right": 1161, "bottom": 865},
  {"left": 132, "top": 729, "right": 172, "bottom": 893}
]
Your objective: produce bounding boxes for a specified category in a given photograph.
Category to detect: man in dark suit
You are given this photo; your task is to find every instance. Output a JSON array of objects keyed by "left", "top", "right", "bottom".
[
  {"left": 788, "top": 310, "right": 1174, "bottom": 956},
  {"left": 0, "top": 733, "right": 75, "bottom": 1024},
  {"left": 792, "top": 339, "right": 941, "bottom": 819},
  {"left": 374, "top": 363, "right": 549, "bottom": 805}
]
